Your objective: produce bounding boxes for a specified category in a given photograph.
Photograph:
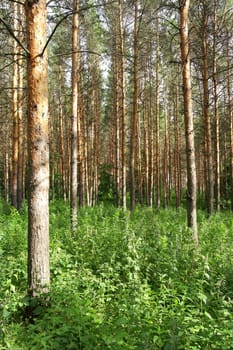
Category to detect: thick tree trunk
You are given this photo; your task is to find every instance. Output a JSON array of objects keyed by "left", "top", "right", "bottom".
[
  {"left": 179, "top": 0, "right": 198, "bottom": 246},
  {"left": 26, "top": 0, "right": 50, "bottom": 296}
]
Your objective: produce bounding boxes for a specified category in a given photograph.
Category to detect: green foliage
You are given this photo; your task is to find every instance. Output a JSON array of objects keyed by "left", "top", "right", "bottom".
[{"left": 1, "top": 201, "right": 233, "bottom": 349}]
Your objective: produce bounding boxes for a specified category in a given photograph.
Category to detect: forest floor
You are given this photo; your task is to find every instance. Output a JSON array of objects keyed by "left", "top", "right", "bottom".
[{"left": 0, "top": 200, "right": 233, "bottom": 349}]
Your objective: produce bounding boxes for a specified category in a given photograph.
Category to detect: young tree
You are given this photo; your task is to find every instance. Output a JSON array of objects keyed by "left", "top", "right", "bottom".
[
  {"left": 179, "top": 0, "right": 198, "bottom": 246},
  {"left": 26, "top": 0, "right": 50, "bottom": 296}
]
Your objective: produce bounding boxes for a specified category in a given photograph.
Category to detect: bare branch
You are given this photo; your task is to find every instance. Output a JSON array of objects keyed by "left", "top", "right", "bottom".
[{"left": 0, "top": 17, "right": 29, "bottom": 54}]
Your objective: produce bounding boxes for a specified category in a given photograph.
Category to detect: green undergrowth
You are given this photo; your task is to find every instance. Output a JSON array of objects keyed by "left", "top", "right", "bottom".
[{"left": 1, "top": 200, "right": 233, "bottom": 349}]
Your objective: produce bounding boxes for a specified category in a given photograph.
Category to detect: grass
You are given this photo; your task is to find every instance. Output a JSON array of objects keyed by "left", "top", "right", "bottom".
[{"left": 0, "top": 200, "right": 233, "bottom": 349}]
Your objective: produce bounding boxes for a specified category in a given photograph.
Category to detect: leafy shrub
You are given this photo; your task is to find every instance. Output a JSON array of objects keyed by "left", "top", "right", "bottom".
[{"left": 1, "top": 202, "right": 233, "bottom": 349}]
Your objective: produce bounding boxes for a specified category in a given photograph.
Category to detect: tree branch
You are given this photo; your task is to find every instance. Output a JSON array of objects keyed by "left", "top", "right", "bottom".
[{"left": 0, "top": 17, "right": 29, "bottom": 55}]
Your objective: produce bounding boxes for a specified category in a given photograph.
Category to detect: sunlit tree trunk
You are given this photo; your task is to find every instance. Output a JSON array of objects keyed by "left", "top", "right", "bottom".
[
  {"left": 113, "top": 41, "right": 120, "bottom": 207},
  {"left": 148, "top": 58, "right": 154, "bottom": 207},
  {"left": 17, "top": 3, "right": 24, "bottom": 210},
  {"left": 93, "top": 69, "right": 99, "bottom": 205},
  {"left": 118, "top": 0, "right": 127, "bottom": 210},
  {"left": 26, "top": 0, "right": 50, "bottom": 296},
  {"left": 70, "top": 0, "right": 79, "bottom": 230},
  {"left": 179, "top": 0, "right": 198, "bottom": 246}
]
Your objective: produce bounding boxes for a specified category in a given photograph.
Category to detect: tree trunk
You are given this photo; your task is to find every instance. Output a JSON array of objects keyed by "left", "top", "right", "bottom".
[
  {"left": 174, "top": 77, "right": 181, "bottom": 209},
  {"left": 113, "top": 42, "right": 120, "bottom": 207},
  {"left": 11, "top": 1, "right": 18, "bottom": 208},
  {"left": 118, "top": 0, "right": 127, "bottom": 210},
  {"left": 149, "top": 58, "right": 154, "bottom": 208},
  {"left": 70, "top": 0, "right": 79, "bottom": 230},
  {"left": 212, "top": 2, "right": 220, "bottom": 212},
  {"left": 17, "top": 2, "right": 24, "bottom": 210},
  {"left": 179, "top": 0, "right": 198, "bottom": 246},
  {"left": 25, "top": 0, "right": 50, "bottom": 296},
  {"left": 163, "top": 82, "right": 169, "bottom": 208},
  {"left": 130, "top": 0, "right": 138, "bottom": 212},
  {"left": 227, "top": 33, "right": 233, "bottom": 210},
  {"left": 155, "top": 16, "right": 160, "bottom": 208},
  {"left": 201, "top": 12, "right": 214, "bottom": 216}
]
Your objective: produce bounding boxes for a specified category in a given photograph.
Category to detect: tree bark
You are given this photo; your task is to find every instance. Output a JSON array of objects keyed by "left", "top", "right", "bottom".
[
  {"left": 155, "top": 16, "right": 160, "bottom": 208},
  {"left": 70, "top": 0, "right": 79, "bottom": 230},
  {"left": 11, "top": 1, "right": 19, "bottom": 208},
  {"left": 130, "top": 0, "right": 138, "bottom": 212},
  {"left": 25, "top": 0, "right": 50, "bottom": 296},
  {"left": 201, "top": 11, "right": 214, "bottom": 216},
  {"left": 179, "top": 0, "right": 198, "bottom": 246},
  {"left": 17, "top": 2, "right": 24, "bottom": 210},
  {"left": 118, "top": 0, "right": 127, "bottom": 210}
]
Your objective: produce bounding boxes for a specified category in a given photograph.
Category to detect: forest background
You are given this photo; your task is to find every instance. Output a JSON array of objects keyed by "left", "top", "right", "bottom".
[{"left": 1, "top": 0, "right": 233, "bottom": 349}]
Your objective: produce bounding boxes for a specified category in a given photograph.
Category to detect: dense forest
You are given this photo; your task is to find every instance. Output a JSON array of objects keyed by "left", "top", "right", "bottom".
[{"left": 1, "top": 0, "right": 233, "bottom": 348}]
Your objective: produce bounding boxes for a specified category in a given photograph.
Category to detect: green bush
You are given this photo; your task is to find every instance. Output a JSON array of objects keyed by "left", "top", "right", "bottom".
[{"left": 1, "top": 202, "right": 233, "bottom": 349}]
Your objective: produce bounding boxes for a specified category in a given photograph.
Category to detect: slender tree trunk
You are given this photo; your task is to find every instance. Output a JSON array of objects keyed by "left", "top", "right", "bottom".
[
  {"left": 118, "top": 0, "right": 127, "bottom": 210},
  {"left": 4, "top": 115, "right": 9, "bottom": 203},
  {"left": 174, "top": 78, "right": 181, "bottom": 209},
  {"left": 93, "top": 69, "right": 99, "bottom": 205},
  {"left": 163, "top": 82, "right": 169, "bottom": 208},
  {"left": 25, "top": 0, "right": 50, "bottom": 296},
  {"left": 201, "top": 12, "right": 214, "bottom": 216},
  {"left": 58, "top": 82, "right": 66, "bottom": 201},
  {"left": 155, "top": 16, "right": 160, "bottom": 208},
  {"left": 50, "top": 101, "right": 55, "bottom": 200},
  {"left": 17, "top": 3, "right": 24, "bottom": 210},
  {"left": 11, "top": 1, "right": 18, "bottom": 208},
  {"left": 137, "top": 110, "right": 143, "bottom": 204},
  {"left": 179, "top": 0, "right": 198, "bottom": 246},
  {"left": 143, "top": 86, "right": 149, "bottom": 205},
  {"left": 77, "top": 26, "right": 84, "bottom": 207},
  {"left": 149, "top": 58, "right": 154, "bottom": 207},
  {"left": 70, "top": 0, "right": 79, "bottom": 230},
  {"left": 227, "top": 34, "right": 233, "bottom": 211},
  {"left": 130, "top": 0, "right": 138, "bottom": 212},
  {"left": 212, "top": 2, "right": 220, "bottom": 212}
]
